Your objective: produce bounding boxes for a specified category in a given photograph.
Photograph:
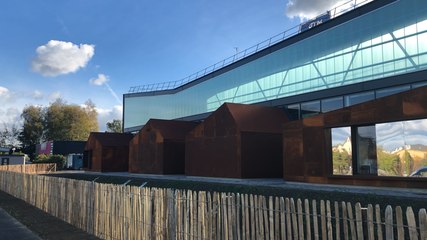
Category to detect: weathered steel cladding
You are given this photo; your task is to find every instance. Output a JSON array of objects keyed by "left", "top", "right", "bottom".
[
  {"left": 283, "top": 86, "right": 427, "bottom": 188},
  {"left": 186, "top": 103, "right": 288, "bottom": 178},
  {"left": 128, "top": 119, "right": 197, "bottom": 174},
  {"left": 84, "top": 132, "right": 133, "bottom": 172}
]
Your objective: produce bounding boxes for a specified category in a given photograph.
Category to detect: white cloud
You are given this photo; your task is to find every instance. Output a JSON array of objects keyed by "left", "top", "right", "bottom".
[
  {"left": 89, "top": 73, "right": 108, "bottom": 86},
  {"left": 0, "top": 87, "right": 11, "bottom": 103},
  {"left": 32, "top": 40, "right": 95, "bottom": 77},
  {"left": 0, "top": 86, "right": 9, "bottom": 96},
  {"left": 0, "top": 107, "right": 21, "bottom": 129},
  {"left": 0, "top": 86, "right": 15, "bottom": 102},
  {"left": 89, "top": 74, "right": 122, "bottom": 105},
  {"left": 32, "top": 90, "right": 44, "bottom": 100},
  {"left": 49, "top": 91, "right": 61, "bottom": 101},
  {"left": 96, "top": 105, "right": 123, "bottom": 131},
  {"left": 285, "top": 0, "right": 373, "bottom": 21},
  {"left": 286, "top": 0, "right": 343, "bottom": 20}
]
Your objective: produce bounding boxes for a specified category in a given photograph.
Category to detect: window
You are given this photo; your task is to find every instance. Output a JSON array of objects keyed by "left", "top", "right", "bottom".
[
  {"left": 355, "top": 126, "right": 377, "bottom": 175},
  {"left": 331, "top": 127, "right": 352, "bottom": 175},
  {"left": 412, "top": 81, "right": 427, "bottom": 89},
  {"left": 322, "top": 97, "right": 343, "bottom": 112},
  {"left": 301, "top": 101, "right": 320, "bottom": 118},
  {"left": 344, "top": 91, "right": 374, "bottom": 107},
  {"left": 376, "top": 85, "right": 410, "bottom": 98},
  {"left": 376, "top": 119, "right": 427, "bottom": 177},
  {"left": 330, "top": 118, "right": 427, "bottom": 177},
  {"left": 285, "top": 104, "right": 300, "bottom": 120}
]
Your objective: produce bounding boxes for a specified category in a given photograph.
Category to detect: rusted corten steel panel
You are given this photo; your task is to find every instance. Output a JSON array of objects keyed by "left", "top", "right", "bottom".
[
  {"left": 128, "top": 133, "right": 140, "bottom": 172},
  {"left": 84, "top": 132, "right": 133, "bottom": 172},
  {"left": 128, "top": 119, "right": 197, "bottom": 174},
  {"left": 283, "top": 86, "right": 427, "bottom": 188},
  {"left": 186, "top": 102, "right": 288, "bottom": 178}
]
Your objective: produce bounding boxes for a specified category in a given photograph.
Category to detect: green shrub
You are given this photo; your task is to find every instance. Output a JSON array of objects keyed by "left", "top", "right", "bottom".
[
  {"left": 35, "top": 154, "right": 49, "bottom": 161},
  {"left": 33, "top": 154, "right": 66, "bottom": 170}
]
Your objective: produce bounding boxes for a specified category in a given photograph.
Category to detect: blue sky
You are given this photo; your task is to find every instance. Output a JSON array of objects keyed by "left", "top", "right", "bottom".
[{"left": 0, "top": 0, "right": 344, "bottom": 131}]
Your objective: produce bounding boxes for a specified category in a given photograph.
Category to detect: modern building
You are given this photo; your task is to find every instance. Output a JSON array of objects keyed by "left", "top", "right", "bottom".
[
  {"left": 122, "top": 0, "right": 427, "bottom": 185},
  {"left": 124, "top": 0, "right": 427, "bottom": 132}
]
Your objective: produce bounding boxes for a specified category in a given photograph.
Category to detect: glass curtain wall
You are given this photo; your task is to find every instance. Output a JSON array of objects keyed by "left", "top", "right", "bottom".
[{"left": 124, "top": 0, "right": 427, "bottom": 130}]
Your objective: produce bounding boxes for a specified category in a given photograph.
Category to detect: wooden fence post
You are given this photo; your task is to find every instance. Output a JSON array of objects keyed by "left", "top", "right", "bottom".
[
  {"left": 419, "top": 209, "right": 426, "bottom": 240},
  {"left": 405, "top": 207, "right": 418, "bottom": 240},
  {"left": 347, "top": 202, "right": 356, "bottom": 240},
  {"left": 321, "top": 200, "right": 326, "bottom": 240},
  {"left": 367, "top": 204, "right": 375, "bottom": 240},
  {"left": 286, "top": 198, "right": 292, "bottom": 240},
  {"left": 297, "top": 199, "right": 304, "bottom": 240},
  {"left": 385, "top": 205, "right": 394, "bottom": 240},
  {"left": 355, "top": 203, "right": 363, "bottom": 240},
  {"left": 313, "top": 200, "right": 319, "bottom": 240},
  {"left": 250, "top": 194, "right": 255, "bottom": 240},
  {"left": 291, "top": 198, "right": 298, "bottom": 240},
  {"left": 396, "top": 206, "right": 404, "bottom": 240},
  {"left": 274, "top": 197, "right": 280, "bottom": 240},
  {"left": 269, "top": 196, "right": 275, "bottom": 240},
  {"left": 326, "top": 200, "right": 333, "bottom": 240},
  {"left": 280, "top": 197, "right": 286, "bottom": 240},
  {"left": 375, "top": 204, "right": 383, "bottom": 240},
  {"left": 305, "top": 199, "right": 312, "bottom": 240},
  {"left": 334, "top": 201, "right": 340, "bottom": 240}
]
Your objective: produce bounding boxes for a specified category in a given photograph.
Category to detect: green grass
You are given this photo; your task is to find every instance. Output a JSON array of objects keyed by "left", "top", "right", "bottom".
[{"left": 46, "top": 172, "right": 427, "bottom": 213}]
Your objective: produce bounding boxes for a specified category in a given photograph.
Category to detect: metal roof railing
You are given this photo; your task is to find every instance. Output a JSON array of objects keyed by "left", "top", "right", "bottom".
[{"left": 128, "top": 0, "right": 374, "bottom": 94}]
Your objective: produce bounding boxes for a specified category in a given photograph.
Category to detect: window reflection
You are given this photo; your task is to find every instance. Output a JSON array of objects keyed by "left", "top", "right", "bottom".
[
  {"left": 330, "top": 118, "right": 427, "bottom": 178},
  {"left": 377, "top": 119, "right": 427, "bottom": 177},
  {"left": 331, "top": 127, "right": 352, "bottom": 175},
  {"left": 344, "top": 91, "right": 375, "bottom": 106},
  {"left": 301, "top": 101, "right": 321, "bottom": 118},
  {"left": 285, "top": 104, "right": 300, "bottom": 120},
  {"left": 356, "top": 126, "right": 377, "bottom": 175},
  {"left": 376, "top": 85, "right": 410, "bottom": 98},
  {"left": 322, "top": 97, "right": 343, "bottom": 113}
]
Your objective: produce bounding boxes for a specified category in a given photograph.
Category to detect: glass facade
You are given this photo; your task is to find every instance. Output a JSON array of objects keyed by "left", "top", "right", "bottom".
[{"left": 124, "top": 0, "right": 427, "bottom": 131}]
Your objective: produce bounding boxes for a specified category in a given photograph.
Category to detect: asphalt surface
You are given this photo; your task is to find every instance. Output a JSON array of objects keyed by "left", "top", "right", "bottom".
[
  {"left": 0, "top": 190, "right": 99, "bottom": 240},
  {"left": 0, "top": 208, "right": 41, "bottom": 240}
]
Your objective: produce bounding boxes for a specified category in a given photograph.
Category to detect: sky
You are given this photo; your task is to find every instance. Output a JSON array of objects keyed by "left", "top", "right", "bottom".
[{"left": 0, "top": 0, "right": 348, "bottom": 131}]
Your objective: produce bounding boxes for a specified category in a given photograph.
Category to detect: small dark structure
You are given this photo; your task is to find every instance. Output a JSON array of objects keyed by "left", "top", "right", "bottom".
[
  {"left": 36, "top": 141, "right": 86, "bottom": 156},
  {"left": 283, "top": 86, "right": 427, "bottom": 188},
  {"left": 84, "top": 132, "right": 133, "bottom": 172},
  {"left": 0, "top": 147, "right": 9, "bottom": 153},
  {"left": 129, "top": 119, "right": 198, "bottom": 174},
  {"left": 186, "top": 102, "right": 288, "bottom": 178}
]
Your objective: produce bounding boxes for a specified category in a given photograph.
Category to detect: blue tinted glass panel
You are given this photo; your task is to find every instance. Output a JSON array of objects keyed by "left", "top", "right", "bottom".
[{"left": 124, "top": 0, "right": 427, "bottom": 130}]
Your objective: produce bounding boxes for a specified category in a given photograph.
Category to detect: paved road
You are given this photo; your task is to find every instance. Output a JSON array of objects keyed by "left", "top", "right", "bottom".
[{"left": 0, "top": 207, "right": 41, "bottom": 240}]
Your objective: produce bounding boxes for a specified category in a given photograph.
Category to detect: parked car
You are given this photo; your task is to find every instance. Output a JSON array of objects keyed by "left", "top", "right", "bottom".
[{"left": 409, "top": 166, "right": 427, "bottom": 177}]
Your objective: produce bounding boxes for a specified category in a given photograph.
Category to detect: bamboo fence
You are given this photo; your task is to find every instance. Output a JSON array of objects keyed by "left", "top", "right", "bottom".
[
  {"left": 0, "top": 170, "right": 425, "bottom": 240},
  {"left": 0, "top": 163, "right": 56, "bottom": 174}
]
